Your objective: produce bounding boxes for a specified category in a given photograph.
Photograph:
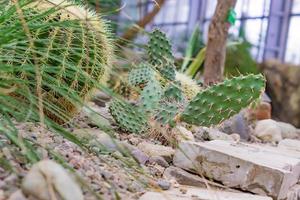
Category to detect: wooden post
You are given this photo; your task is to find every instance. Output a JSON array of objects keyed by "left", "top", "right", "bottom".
[{"left": 203, "top": 0, "right": 237, "bottom": 85}]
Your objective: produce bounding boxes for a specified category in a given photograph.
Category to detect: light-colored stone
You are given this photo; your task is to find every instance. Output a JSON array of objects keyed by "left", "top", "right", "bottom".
[
  {"left": 163, "top": 166, "right": 236, "bottom": 191},
  {"left": 278, "top": 139, "right": 300, "bottom": 152},
  {"left": 73, "top": 128, "right": 118, "bottom": 152},
  {"left": 137, "top": 142, "right": 175, "bottom": 162},
  {"left": 277, "top": 122, "right": 299, "bottom": 139},
  {"left": 287, "top": 184, "right": 300, "bottom": 200},
  {"left": 139, "top": 186, "right": 272, "bottom": 200},
  {"left": 195, "top": 127, "right": 235, "bottom": 141},
  {"left": 173, "top": 140, "right": 300, "bottom": 199},
  {"left": 174, "top": 126, "right": 195, "bottom": 142},
  {"left": 22, "top": 160, "right": 83, "bottom": 200},
  {"left": 254, "top": 119, "right": 282, "bottom": 142},
  {"left": 8, "top": 190, "right": 27, "bottom": 200}
]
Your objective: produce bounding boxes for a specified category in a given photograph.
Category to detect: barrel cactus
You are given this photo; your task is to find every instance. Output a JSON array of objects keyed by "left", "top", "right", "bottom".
[{"left": 1, "top": 0, "right": 113, "bottom": 123}]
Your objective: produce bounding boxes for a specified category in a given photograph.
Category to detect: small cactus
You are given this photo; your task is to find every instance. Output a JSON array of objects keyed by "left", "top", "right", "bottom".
[
  {"left": 139, "top": 79, "right": 163, "bottom": 112},
  {"left": 109, "top": 99, "right": 148, "bottom": 133},
  {"left": 154, "top": 102, "right": 179, "bottom": 126},
  {"left": 147, "top": 29, "right": 176, "bottom": 80},
  {"left": 163, "top": 83, "right": 184, "bottom": 102},
  {"left": 128, "top": 63, "right": 155, "bottom": 87},
  {"left": 180, "top": 74, "right": 265, "bottom": 126}
]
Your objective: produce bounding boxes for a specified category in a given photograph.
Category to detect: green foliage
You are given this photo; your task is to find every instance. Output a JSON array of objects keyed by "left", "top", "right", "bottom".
[
  {"left": 109, "top": 99, "right": 148, "bottom": 133},
  {"left": 147, "top": 29, "right": 176, "bottom": 80},
  {"left": 180, "top": 74, "right": 265, "bottom": 126},
  {"left": 225, "top": 40, "right": 258, "bottom": 76},
  {"left": 128, "top": 63, "right": 155, "bottom": 87},
  {"left": 181, "top": 26, "right": 203, "bottom": 72}
]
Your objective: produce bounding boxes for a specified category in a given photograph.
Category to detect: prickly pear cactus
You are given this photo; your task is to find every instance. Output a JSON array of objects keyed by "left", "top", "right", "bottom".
[
  {"left": 2, "top": 0, "right": 113, "bottom": 124},
  {"left": 154, "top": 102, "right": 179, "bottom": 126},
  {"left": 180, "top": 74, "right": 265, "bottom": 126},
  {"left": 128, "top": 64, "right": 155, "bottom": 87},
  {"left": 109, "top": 99, "right": 148, "bottom": 133},
  {"left": 147, "top": 29, "right": 175, "bottom": 80},
  {"left": 163, "top": 83, "right": 184, "bottom": 102},
  {"left": 140, "top": 80, "right": 163, "bottom": 112}
]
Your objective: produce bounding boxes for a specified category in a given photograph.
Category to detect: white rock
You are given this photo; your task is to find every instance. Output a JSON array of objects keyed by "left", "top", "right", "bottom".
[
  {"left": 196, "top": 127, "right": 235, "bottom": 141},
  {"left": 278, "top": 139, "right": 300, "bottom": 152},
  {"left": 254, "top": 119, "right": 282, "bottom": 142},
  {"left": 277, "top": 121, "right": 299, "bottom": 139},
  {"left": 137, "top": 142, "right": 175, "bottom": 162},
  {"left": 173, "top": 140, "right": 300, "bottom": 199},
  {"left": 287, "top": 184, "right": 300, "bottom": 200},
  {"left": 139, "top": 186, "right": 272, "bottom": 200},
  {"left": 22, "top": 160, "right": 83, "bottom": 200},
  {"left": 174, "top": 126, "right": 195, "bottom": 142}
]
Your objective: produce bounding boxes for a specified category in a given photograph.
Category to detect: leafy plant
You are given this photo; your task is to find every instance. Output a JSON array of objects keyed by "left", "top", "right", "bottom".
[{"left": 109, "top": 29, "right": 266, "bottom": 133}]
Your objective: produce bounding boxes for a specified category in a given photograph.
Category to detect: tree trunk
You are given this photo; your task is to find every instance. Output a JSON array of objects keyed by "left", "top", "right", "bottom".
[
  {"left": 118, "top": 0, "right": 165, "bottom": 46},
  {"left": 203, "top": 0, "right": 237, "bottom": 85}
]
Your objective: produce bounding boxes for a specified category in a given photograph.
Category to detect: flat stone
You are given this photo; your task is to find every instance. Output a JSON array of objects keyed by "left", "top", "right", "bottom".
[
  {"left": 163, "top": 166, "right": 237, "bottom": 191},
  {"left": 287, "top": 184, "right": 300, "bottom": 200},
  {"left": 278, "top": 139, "right": 300, "bottom": 152},
  {"left": 139, "top": 186, "right": 272, "bottom": 200},
  {"left": 173, "top": 140, "right": 300, "bottom": 199},
  {"left": 137, "top": 142, "right": 175, "bottom": 162}
]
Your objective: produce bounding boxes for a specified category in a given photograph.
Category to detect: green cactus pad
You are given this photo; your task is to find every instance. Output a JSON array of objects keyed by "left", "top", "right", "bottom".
[
  {"left": 147, "top": 29, "right": 175, "bottom": 80},
  {"left": 180, "top": 74, "right": 265, "bottom": 126},
  {"left": 140, "top": 79, "right": 163, "bottom": 112},
  {"left": 163, "top": 83, "right": 184, "bottom": 102},
  {"left": 109, "top": 99, "right": 148, "bottom": 133},
  {"left": 154, "top": 102, "right": 179, "bottom": 126},
  {"left": 128, "top": 64, "right": 155, "bottom": 87}
]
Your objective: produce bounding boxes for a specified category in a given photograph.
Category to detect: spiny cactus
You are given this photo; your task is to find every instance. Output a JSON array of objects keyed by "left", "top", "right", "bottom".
[
  {"left": 140, "top": 79, "right": 163, "bottom": 112},
  {"left": 180, "top": 74, "right": 265, "bottom": 126},
  {"left": 163, "top": 83, "right": 184, "bottom": 102},
  {"left": 109, "top": 99, "right": 148, "bottom": 133},
  {"left": 147, "top": 29, "right": 175, "bottom": 80},
  {"left": 109, "top": 29, "right": 266, "bottom": 134},
  {"left": 128, "top": 63, "right": 155, "bottom": 87},
  {"left": 2, "top": 0, "right": 113, "bottom": 123}
]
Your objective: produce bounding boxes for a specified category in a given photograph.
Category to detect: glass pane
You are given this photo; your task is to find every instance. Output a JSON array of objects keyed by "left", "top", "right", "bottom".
[
  {"left": 292, "top": 0, "right": 300, "bottom": 13},
  {"left": 154, "top": 0, "right": 177, "bottom": 23},
  {"left": 285, "top": 17, "right": 300, "bottom": 64}
]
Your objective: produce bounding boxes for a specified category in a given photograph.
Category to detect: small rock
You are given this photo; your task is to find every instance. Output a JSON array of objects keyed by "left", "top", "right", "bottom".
[
  {"left": 148, "top": 156, "right": 169, "bottom": 168},
  {"left": 220, "top": 112, "right": 251, "bottom": 140},
  {"left": 73, "top": 129, "right": 118, "bottom": 152},
  {"left": 195, "top": 127, "right": 234, "bottom": 141},
  {"left": 137, "top": 142, "right": 175, "bottom": 163},
  {"left": 22, "top": 160, "right": 83, "bottom": 200},
  {"left": 8, "top": 190, "right": 27, "bottom": 200},
  {"left": 278, "top": 139, "right": 300, "bottom": 152},
  {"left": 277, "top": 121, "right": 299, "bottom": 139},
  {"left": 157, "top": 179, "right": 171, "bottom": 190},
  {"left": 173, "top": 126, "right": 194, "bottom": 142},
  {"left": 131, "top": 149, "right": 149, "bottom": 165},
  {"left": 254, "top": 119, "right": 282, "bottom": 142},
  {"left": 254, "top": 102, "right": 272, "bottom": 120},
  {"left": 91, "top": 91, "right": 111, "bottom": 107},
  {"left": 287, "top": 184, "right": 300, "bottom": 200}
]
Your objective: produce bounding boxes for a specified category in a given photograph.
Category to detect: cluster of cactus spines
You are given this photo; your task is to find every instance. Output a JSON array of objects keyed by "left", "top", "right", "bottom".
[
  {"left": 147, "top": 29, "right": 176, "bottom": 80},
  {"left": 140, "top": 79, "right": 163, "bottom": 112},
  {"left": 109, "top": 99, "right": 148, "bottom": 133},
  {"left": 180, "top": 74, "right": 266, "bottom": 127},
  {"left": 175, "top": 72, "right": 201, "bottom": 100},
  {"left": 6, "top": 0, "right": 113, "bottom": 124},
  {"left": 128, "top": 63, "right": 155, "bottom": 87}
]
